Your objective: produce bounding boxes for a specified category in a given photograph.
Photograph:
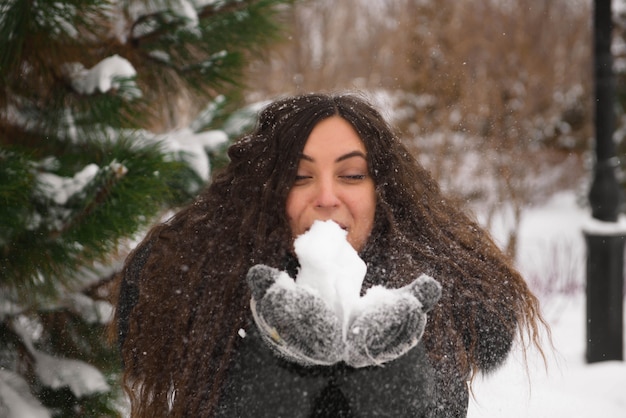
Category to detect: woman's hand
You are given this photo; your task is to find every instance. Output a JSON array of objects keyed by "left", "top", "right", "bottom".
[
  {"left": 344, "top": 274, "right": 441, "bottom": 368},
  {"left": 247, "top": 264, "right": 345, "bottom": 366},
  {"left": 247, "top": 265, "right": 441, "bottom": 369}
]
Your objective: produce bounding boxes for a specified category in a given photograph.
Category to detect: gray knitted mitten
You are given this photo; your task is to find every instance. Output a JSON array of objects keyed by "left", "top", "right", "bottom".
[
  {"left": 246, "top": 264, "right": 345, "bottom": 366},
  {"left": 344, "top": 274, "right": 441, "bottom": 368},
  {"left": 248, "top": 263, "right": 441, "bottom": 368}
]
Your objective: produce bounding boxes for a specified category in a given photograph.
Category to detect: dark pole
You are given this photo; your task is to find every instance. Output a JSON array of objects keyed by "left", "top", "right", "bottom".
[{"left": 585, "top": 0, "right": 624, "bottom": 363}]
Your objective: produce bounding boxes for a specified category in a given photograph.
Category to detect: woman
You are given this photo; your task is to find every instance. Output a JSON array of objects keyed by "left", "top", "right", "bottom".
[{"left": 116, "top": 93, "right": 545, "bottom": 417}]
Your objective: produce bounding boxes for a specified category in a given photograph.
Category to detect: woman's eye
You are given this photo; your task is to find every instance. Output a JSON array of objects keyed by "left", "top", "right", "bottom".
[
  {"left": 340, "top": 174, "right": 367, "bottom": 182},
  {"left": 294, "top": 175, "right": 312, "bottom": 184}
]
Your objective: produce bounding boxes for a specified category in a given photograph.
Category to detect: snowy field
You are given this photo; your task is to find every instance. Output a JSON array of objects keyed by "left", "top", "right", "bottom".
[{"left": 468, "top": 191, "right": 626, "bottom": 417}]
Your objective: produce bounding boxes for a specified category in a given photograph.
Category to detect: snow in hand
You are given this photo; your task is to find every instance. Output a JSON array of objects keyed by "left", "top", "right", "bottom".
[{"left": 293, "top": 220, "right": 367, "bottom": 334}]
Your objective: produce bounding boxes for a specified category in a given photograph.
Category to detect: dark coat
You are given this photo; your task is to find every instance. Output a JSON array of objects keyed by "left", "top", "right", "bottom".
[
  {"left": 214, "top": 317, "right": 468, "bottom": 418},
  {"left": 118, "top": 243, "right": 509, "bottom": 418}
]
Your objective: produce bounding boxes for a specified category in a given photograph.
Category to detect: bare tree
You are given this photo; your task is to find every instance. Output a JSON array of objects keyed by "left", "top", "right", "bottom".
[{"left": 245, "top": 0, "right": 592, "bottom": 259}]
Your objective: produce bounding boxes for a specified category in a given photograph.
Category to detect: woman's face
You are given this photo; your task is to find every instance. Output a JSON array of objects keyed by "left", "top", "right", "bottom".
[{"left": 286, "top": 116, "right": 376, "bottom": 252}]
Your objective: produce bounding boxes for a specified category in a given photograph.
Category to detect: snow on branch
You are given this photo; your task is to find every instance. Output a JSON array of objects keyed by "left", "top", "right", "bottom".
[
  {"left": 0, "top": 370, "right": 50, "bottom": 418},
  {"left": 11, "top": 318, "right": 110, "bottom": 398},
  {"left": 65, "top": 292, "right": 114, "bottom": 325},
  {"left": 157, "top": 128, "right": 228, "bottom": 180},
  {"left": 32, "top": 351, "right": 111, "bottom": 398},
  {"left": 33, "top": 160, "right": 129, "bottom": 234},
  {"left": 129, "top": 0, "right": 201, "bottom": 39},
  {"left": 64, "top": 55, "right": 139, "bottom": 98},
  {"left": 37, "top": 164, "right": 101, "bottom": 206}
]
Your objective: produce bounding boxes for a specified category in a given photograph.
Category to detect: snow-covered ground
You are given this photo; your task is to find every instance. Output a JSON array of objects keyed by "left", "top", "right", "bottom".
[{"left": 468, "top": 191, "right": 626, "bottom": 417}]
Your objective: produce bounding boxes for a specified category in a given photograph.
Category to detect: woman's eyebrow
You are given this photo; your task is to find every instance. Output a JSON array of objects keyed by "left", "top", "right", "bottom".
[
  {"left": 298, "top": 150, "right": 367, "bottom": 163},
  {"left": 336, "top": 150, "right": 367, "bottom": 163}
]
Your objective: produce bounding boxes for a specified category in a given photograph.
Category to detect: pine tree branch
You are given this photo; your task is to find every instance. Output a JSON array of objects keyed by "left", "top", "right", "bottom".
[
  {"left": 130, "top": 0, "right": 261, "bottom": 47},
  {"left": 48, "top": 163, "right": 127, "bottom": 241},
  {"left": 1, "top": 0, "right": 292, "bottom": 415}
]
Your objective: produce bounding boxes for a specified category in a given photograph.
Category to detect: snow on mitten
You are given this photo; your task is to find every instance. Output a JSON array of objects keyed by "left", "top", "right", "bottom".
[
  {"left": 246, "top": 264, "right": 345, "bottom": 366},
  {"left": 345, "top": 274, "right": 441, "bottom": 368}
]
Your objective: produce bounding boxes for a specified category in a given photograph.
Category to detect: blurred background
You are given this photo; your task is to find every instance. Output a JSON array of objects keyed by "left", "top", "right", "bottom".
[{"left": 244, "top": 0, "right": 592, "bottom": 259}]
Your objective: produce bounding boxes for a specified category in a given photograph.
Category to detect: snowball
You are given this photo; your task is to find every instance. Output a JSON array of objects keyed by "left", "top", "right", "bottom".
[
  {"left": 294, "top": 220, "right": 367, "bottom": 332},
  {"left": 354, "top": 285, "right": 394, "bottom": 312}
]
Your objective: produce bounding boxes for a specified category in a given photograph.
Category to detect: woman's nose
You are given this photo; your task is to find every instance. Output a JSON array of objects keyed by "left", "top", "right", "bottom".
[{"left": 314, "top": 178, "right": 340, "bottom": 208}]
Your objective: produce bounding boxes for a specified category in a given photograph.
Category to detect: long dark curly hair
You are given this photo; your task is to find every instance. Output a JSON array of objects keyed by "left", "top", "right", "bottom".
[{"left": 116, "top": 93, "right": 546, "bottom": 417}]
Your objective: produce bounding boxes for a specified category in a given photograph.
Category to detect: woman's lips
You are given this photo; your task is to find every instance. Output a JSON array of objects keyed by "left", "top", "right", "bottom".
[{"left": 305, "top": 220, "right": 348, "bottom": 232}]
